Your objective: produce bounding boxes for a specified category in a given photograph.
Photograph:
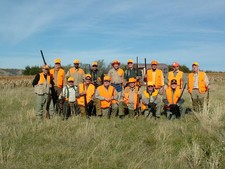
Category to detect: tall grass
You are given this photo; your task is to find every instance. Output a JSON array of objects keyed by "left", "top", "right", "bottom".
[{"left": 0, "top": 77, "right": 225, "bottom": 168}]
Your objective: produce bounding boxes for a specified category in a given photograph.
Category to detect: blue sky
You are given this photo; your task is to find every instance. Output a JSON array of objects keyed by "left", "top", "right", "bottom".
[{"left": 0, "top": 0, "right": 225, "bottom": 71}]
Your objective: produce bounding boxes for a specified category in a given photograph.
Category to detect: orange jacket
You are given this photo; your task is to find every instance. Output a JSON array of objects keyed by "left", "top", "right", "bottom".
[
  {"left": 165, "top": 87, "right": 182, "bottom": 104},
  {"left": 141, "top": 89, "right": 158, "bottom": 111},
  {"left": 38, "top": 73, "right": 50, "bottom": 85},
  {"left": 188, "top": 72, "right": 207, "bottom": 94},
  {"left": 123, "top": 86, "right": 139, "bottom": 109},
  {"left": 147, "top": 69, "right": 164, "bottom": 88},
  {"left": 96, "top": 85, "right": 117, "bottom": 108},
  {"left": 168, "top": 70, "right": 183, "bottom": 88},
  {"left": 69, "top": 67, "right": 84, "bottom": 75},
  {"left": 50, "top": 68, "right": 65, "bottom": 88},
  {"left": 77, "top": 83, "right": 95, "bottom": 106}
]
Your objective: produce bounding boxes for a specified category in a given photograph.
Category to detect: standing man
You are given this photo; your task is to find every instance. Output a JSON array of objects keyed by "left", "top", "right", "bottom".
[
  {"left": 89, "top": 62, "right": 103, "bottom": 88},
  {"left": 61, "top": 77, "right": 79, "bottom": 120},
  {"left": 118, "top": 78, "right": 140, "bottom": 119},
  {"left": 141, "top": 81, "right": 163, "bottom": 118},
  {"left": 108, "top": 60, "right": 124, "bottom": 100},
  {"left": 65, "top": 59, "right": 85, "bottom": 86},
  {"left": 145, "top": 60, "right": 164, "bottom": 94},
  {"left": 49, "top": 58, "right": 65, "bottom": 115},
  {"left": 188, "top": 62, "right": 209, "bottom": 112},
  {"left": 32, "top": 65, "right": 53, "bottom": 119},
  {"left": 77, "top": 74, "right": 95, "bottom": 117},
  {"left": 166, "top": 62, "right": 186, "bottom": 89},
  {"left": 163, "top": 79, "right": 186, "bottom": 120},
  {"left": 124, "top": 59, "right": 142, "bottom": 86},
  {"left": 95, "top": 76, "right": 118, "bottom": 118}
]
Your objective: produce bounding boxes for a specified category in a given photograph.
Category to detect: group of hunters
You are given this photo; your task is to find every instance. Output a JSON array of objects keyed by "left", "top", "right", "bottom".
[{"left": 32, "top": 58, "right": 209, "bottom": 120}]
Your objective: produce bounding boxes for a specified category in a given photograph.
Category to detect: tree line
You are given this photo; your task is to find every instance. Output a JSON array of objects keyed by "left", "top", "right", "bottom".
[{"left": 23, "top": 59, "right": 191, "bottom": 75}]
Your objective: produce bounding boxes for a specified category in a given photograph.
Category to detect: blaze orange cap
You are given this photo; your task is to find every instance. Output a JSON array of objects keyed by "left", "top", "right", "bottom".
[
  {"left": 68, "top": 77, "right": 74, "bottom": 82},
  {"left": 147, "top": 81, "right": 154, "bottom": 86},
  {"left": 192, "top": 62, "right": 199, "bottom": 66},
  {"left": 85, "top": 74, "right": 92, "bottom": 79},
  {"left": 92, "top": 62, "right": 98, "bottom": 66},
  {"left": 54, "top": 58, "right": 61, "bottom": 64},
  {"left": 127, "top": 59, "right": 134, "bottom": 63},
  {"left": 111, "top": 60, "right": 120, "bottom": 65},
  {"left": 128, "top": 77, "right": 136, "bottom": 83},
  {"left": 73, "top": 59, "right": 80, "bottom": 64},
  {"left": 151, "top": 60, "right": 158, "bottom": 65},
  {"left": 103, "top": 76, "right": 111, "bottom": 81},
  {"left": 172, "top": 62, "right": 179, "bottom": 67}
]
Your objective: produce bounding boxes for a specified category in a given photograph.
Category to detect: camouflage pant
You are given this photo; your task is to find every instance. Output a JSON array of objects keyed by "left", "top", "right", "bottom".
[{"left": 63, "top": 101, "right": 78, "bottom": 119}]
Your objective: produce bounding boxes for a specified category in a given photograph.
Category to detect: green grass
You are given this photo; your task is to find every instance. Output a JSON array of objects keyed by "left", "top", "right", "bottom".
[{"left": 0, "top": 85, "right": 225, "bottom": 169}]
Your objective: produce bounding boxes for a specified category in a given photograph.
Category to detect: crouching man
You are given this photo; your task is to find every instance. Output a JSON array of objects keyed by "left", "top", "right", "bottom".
[
  {"left": 77, "top": 74, "right": 95, "bottom": 118},
  {"left": 119, "top": 78, "right": 140, "bottom": 119},
  {"left": 95, "top": 76, "right": 118, "bottom": 118},
  {"left": 141, "top": 81, "right": 163, "bottom": 119},
  {"left": 163, "top": 79, "right": 186, "bottom": 120},
  {"left": 61, "top": 77, "right": 79, "bottom": 120}
]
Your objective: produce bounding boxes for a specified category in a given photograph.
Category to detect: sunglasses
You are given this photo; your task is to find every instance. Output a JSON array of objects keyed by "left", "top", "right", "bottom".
[
  {"left": 104, "top": 80, "right": 110, "bottom": 82},
  {"left": 148, "top": 85, "right": 154, "bottom": 87},
  {"left": 68, "top": 81, "right": 74, "bottom": 83},
  {"left": 92, "top": 65, "right": 97, "bottom": 67}
]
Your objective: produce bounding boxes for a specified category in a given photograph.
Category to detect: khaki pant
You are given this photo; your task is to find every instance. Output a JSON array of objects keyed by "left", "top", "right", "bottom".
[
  {"left": 36, "top": 94, "right": 49, "bottom": 119},
  {"left": 98, "top": 104, "right": 118, "bottom": 118},
  {"left": 191, "top": 89, "right": 206, "bottom": 112},
  {"left": 119, "top": 101, "right": 136, "bottom": 117}
]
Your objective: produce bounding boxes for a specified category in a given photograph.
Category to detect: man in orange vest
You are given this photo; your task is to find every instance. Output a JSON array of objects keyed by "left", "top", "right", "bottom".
[
  {"left": 118, "top": 78, "right": 140, "bottom": 119},
  {"left": 188, "top": 62, "right": 209, "bottom": 112},
  {"left": 49, "top": 58, "right": 65, "bottom": 115},
  {"left": 32, "top": 65, "right": 53, "bottom": 119},
  {"left": 77, "top": 74, "right": 95, "bottom": 117},
  {"left": 61, "top": 77, "right": 79, "bottom": 120},
  {"left": 166, "top": 62, "right": 186, "bottom": 89},
  {"left": 95, "top": 76, "right": 118, "bottom": 118},
  {"left": 141, "top": 81, "right": 163, "bottom": 118},
  {"left": 65, "top": 59, "right": 85, "bottom": 86},
  {"left": 145, "top": 60, "right": 164, "bottom": 94},
  {"left": 163, "top": 79, "right": 186, "bottom": 120},
  {"left": 108, "top": 60, "right": 124, "bottom": 100}
]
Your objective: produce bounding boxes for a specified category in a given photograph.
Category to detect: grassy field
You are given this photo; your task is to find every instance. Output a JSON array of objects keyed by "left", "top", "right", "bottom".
[{"left": 0, "top": 74, "right": 225, "bottom": 169}]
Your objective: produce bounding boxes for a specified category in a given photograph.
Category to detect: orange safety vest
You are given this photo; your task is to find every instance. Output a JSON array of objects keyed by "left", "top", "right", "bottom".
[
  {"left": 38, "top": 73, "right": 51, "bottom": 85},
  {"left": 188, "top": 72, "right": 207, "bottom": 94},
  {"left": 123, "top": 86, "right": 139, "bottom": 109},
  {"left": 142, "top": 89, "right": 158, "bottom": 110},
  {"left": 69, "top": 67, "right": 84, "bottom": 75},
  {"left": 147, "top": 69, "right": 163, "bottom": 88},
  {"left": 77, "top": 83, "right": 95, "bottom": 106},
  {"left": 50, "top": 68, "right": 65, "bottom": 88},
  {"left": 97, "top": 85, "right": 117, "bottom": 108},
  {"left": 165, "top": 87, "right": 182, "bottom": 104},
  {"left": 168, "top": 70, "right": 183, "bottom": 88}
]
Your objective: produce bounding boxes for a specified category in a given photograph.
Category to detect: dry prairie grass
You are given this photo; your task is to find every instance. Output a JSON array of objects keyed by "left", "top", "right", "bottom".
[{"left": 0, "top": 73, "right": 225, "bottom": 168}]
